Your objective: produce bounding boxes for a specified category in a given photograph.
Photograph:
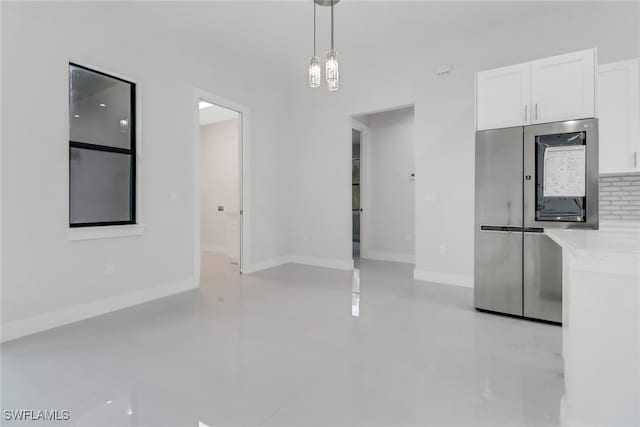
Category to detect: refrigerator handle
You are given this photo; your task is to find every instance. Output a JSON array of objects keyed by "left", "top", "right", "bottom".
[
  {"left": 524, "top": 105, "right": 528, "bottom": 122},
  {"left": 480, "top": 225, "right": 526, "bottom": 232}
]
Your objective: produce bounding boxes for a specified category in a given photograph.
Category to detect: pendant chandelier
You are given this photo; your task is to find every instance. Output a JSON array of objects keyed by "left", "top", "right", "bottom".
[{"left": 308, "top": 0, "right": 340, "bottom": 92}]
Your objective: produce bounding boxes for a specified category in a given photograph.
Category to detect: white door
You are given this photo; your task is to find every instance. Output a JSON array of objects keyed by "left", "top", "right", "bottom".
[
  {"left": 476, "top": 62, "right": 531, "bottom": 130},
  {"left": 531, "top": 49, "right": 595, "bottom": 124},
  {"left": 597, "top": 58, "right": 640, "bottom": 173}
]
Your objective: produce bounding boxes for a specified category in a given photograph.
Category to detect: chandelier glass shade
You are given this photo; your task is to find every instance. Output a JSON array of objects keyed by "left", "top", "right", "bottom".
[
  {"left": 309, "top": 56, "right": 321, "bottom": 88},
  {"left": 326, "top": 49, "right": 339, "bottom": 91}
]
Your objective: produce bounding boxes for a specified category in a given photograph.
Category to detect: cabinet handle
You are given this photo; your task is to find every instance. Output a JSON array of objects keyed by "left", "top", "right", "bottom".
[
  {"left": 635, "top": 152, "right": 638, "bottom": 169},
  {"left": 534, "top": 104, "right": 538, "bottom": 120},
  {"left": 524, "top": 105, "right": 528, "bottom": 121}
]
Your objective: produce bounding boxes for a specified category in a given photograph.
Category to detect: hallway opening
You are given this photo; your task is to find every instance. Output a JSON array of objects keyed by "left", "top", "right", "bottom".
[
  {"left": 198, "top": 100, "right": 241, "bottom": 273},
  {"left": 351, "top": 106, "right": 416, "bottom": 265}
]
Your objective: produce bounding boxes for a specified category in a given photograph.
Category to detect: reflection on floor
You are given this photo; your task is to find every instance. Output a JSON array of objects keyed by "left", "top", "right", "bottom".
[
  {"left": 1, "top": 252, "right": 563, "bottom": 426},
  {"left": 352, "top": 241, "right": 360, "bottom": 268}
]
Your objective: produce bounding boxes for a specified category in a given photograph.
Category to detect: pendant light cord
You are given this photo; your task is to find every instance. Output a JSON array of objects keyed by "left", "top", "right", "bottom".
[
  {"left": 331, "top": 0, "right": 334, "bottom": 49},
  {"left": 313, "top": 1, "right": 316, "bottom": 56}
]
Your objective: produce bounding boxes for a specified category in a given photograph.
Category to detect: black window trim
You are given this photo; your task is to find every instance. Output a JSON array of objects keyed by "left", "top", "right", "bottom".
[{"left": 69, "top": 62, "right": 137, "bottom": 228}]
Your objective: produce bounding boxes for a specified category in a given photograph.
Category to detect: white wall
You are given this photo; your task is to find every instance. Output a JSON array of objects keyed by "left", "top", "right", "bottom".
[
  {"left": 0, "top": 2, "right": 293, "bottom": 340},
  {"left": 361, "top": 107, "right": 415, "bottom": 263},
  {"left": 289, "top": 2, "right": 640, "bottom": 287},
  {"left": 200, "top": 119, "right": 240, "bottom": 255}
]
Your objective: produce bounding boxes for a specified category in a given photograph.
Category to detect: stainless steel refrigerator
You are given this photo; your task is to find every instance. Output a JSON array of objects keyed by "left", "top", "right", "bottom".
[{"left": 474, "top": 118, "right": 599, "bottom": 323}]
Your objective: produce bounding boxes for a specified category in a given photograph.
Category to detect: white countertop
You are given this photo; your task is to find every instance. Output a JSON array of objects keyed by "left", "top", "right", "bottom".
[
  {"left": 545, "top": 222, "right": 640, "bottom": 260},
  {"left": 551, "top": 222, "right": 640, "bottom": 426}
]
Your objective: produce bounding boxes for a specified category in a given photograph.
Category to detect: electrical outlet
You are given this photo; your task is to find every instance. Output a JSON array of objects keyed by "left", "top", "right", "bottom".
[
  {"left": 439, "top": 245, "right": 446, "bottom": 255},
  {"left": 104, "top": 262, "right": 115, "bottom": 275}
]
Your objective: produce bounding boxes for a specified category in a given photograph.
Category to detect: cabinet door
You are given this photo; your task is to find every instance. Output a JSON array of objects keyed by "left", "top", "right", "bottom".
[
  {"left": 531, "top": 49, "right": 595, "bottom": 124},
  {"left": 476, "top": 62, "right": 531, "bottom": 131},
  {"left": 597, "top": 58, "right": 640, "bottom": 173}
]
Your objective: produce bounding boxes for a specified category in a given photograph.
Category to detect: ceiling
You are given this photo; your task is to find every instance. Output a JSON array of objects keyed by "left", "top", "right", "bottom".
[
  {"left": 199, "top": 102, "right": 240, "bottom": 126},
  {"left": 132, "top": 1, "right": 584, "bottom": 81}
]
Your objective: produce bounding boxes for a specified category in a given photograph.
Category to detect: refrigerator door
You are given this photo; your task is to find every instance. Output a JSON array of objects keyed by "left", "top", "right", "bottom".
[
  {"left": 475, "top": 229, "right": 523, "bottom": 316},
  {"left": 476, "top": 127, "right": 524, "bottom": 227},
  {"left": 475, "top": 127, "right": 524, "bottom": 316},
  {"left": 523, "top": 231, "right": 562, "bottom": 323},
  {"left": 524, "top": 118, "right": 599, "bottom": 229}
]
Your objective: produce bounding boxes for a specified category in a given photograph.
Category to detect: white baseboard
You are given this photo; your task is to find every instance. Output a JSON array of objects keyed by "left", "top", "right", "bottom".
[
  {"left": 287, "top": 255, "right": 353, "bottom": 271},
  {"left": 243, "top": 255, "right": 353, "bottom": 274},
  {"left": 363, "top": 250, "right": 414, "bottom": 264},
  {"left": 1, "top": 278, "right": 198, "bottom": 343},
  {"left": 201, "top": 244, "right": 227, "bottom": 255},
  {"left": 413, "top": 269, "right": 473, "bottom": 288},
  {"left": 243, "top": 256, "right": 289, "bottom": 274}
]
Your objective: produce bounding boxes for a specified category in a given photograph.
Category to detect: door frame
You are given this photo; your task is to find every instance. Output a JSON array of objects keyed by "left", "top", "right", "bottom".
[
  {"left": 192, "top": 88, "right": 250, "bottom": 281},
  {"left": 351, "top": 119, "right": 368, "bottom": 262}
]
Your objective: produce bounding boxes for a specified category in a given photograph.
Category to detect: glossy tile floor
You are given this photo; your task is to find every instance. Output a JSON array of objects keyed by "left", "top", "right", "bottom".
[{"left": 2, "top": 253, "right": 563, "bottom": 426}]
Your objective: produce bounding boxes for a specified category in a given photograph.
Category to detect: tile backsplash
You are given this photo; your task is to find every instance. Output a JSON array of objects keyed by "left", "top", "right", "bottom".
[{"left": 600, "top": 174, "right": 640, "bottom": 222}]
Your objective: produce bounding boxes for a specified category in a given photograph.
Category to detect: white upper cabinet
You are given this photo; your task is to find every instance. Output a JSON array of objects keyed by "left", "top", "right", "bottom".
[
  {"left": 476, "top": 49, "right": 596, "bottom": 130},
  {"left": 531, "top": 49, "right": 596, "bottom": 124},
  {"left": 597, "top": 58, "right": 640, "bottom": 174},
  {"left": 476, "top": 63, "right": 531, "bottom": 131}
]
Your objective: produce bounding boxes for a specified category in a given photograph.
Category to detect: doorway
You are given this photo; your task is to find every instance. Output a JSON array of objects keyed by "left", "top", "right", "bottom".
[
  {"left": 351, "top": 106, "right": 416, "bottom": 265},
  {"left": 352, "top": 128, "right": 362, "bottom": 266},
  {"left": 198, "top": 99, "right": 242, "bottom": 274}
]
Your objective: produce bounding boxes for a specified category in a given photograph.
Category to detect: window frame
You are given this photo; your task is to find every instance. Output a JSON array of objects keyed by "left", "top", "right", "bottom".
[{"left": 68, "top": 62, "right": 137, "bottom": 228}]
